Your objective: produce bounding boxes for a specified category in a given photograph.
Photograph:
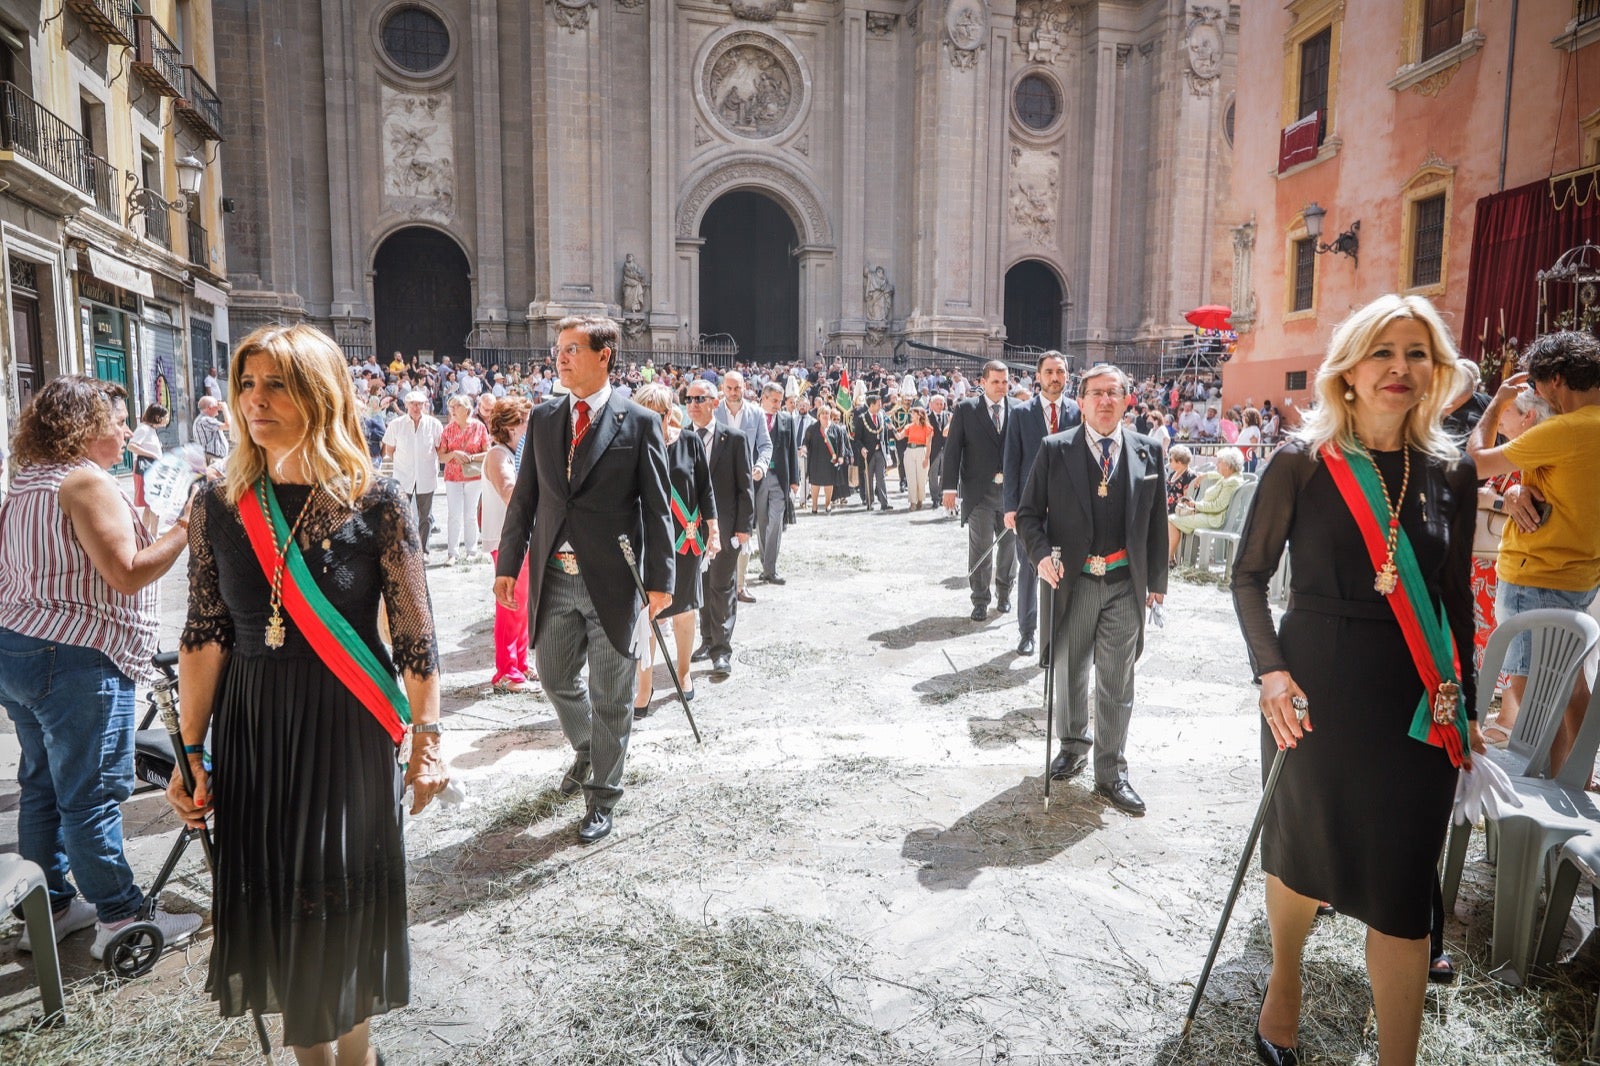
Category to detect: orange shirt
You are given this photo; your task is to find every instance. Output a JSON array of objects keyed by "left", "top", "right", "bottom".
[{"left": 904, "top": 424, "right": 933, "bottom": 447}]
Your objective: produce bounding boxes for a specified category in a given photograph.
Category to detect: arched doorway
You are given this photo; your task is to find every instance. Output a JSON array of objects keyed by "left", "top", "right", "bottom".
[
  {"left": 699, "top": 190, "right": 799, "bottom": 364},
  {"left": 373, "top": 227, "right": 472, "bottom": 364},
  {"left": 1004, "top": 260, "right": 1065, "bottom": 352}
]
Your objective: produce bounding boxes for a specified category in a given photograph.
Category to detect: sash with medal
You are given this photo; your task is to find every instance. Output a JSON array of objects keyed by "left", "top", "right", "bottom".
[
  {"left": 670, "top": 484, "right": 705, "bottom": 555},
  {"left": 1321, "top": 443, "right": 1468, "bottom": 767},
  {"left": 238, "top": 478, "right": 413, "bottom": 745}
]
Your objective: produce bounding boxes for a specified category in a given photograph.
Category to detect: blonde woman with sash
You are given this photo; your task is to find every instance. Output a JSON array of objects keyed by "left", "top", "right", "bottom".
[
  {"left": 166, "top": 324, "right": 449, "bottom": 1066},
  {"left": 1230, "top": 294, "right": 1484, "bottom": 1066}
]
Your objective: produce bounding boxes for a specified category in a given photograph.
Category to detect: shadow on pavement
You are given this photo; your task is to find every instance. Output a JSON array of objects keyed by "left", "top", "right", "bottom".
[
  {"left": 868, "top": 615, "right": 980, "bottom": 650},
  {"left": 901, "top": 775, "right": 1106, "bottom": 890}
]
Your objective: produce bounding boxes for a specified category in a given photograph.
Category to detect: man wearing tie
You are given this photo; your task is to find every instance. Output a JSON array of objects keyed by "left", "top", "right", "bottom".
[
  {"left": 1016, "top": 364, "right": 1168, "bottom": 816},
  {"left": 1003, "top": 352, "right": 1081, "bottom": 655},
  {"left": 714, "top": 370, "right": 771, "bottom": 604},
  {"left": 756, "top": 383, "right": 801, "bottom": 584},
  {"left": 494, "top": 316, "right": 674, "bottom": 843},
  {"left": 688, "top": 379, "right": 754, "bottom": 679},
  {"left": 927, "top": 393, "right": 950, "bottom": 501},
  {"left": 942, "top": 360, "right": 1016, "bottom": 621}
]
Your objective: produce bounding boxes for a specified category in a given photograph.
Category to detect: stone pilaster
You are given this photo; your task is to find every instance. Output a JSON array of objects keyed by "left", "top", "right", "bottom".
[{"left": 471, "top": 0, "right": 509, "bottom": 340}]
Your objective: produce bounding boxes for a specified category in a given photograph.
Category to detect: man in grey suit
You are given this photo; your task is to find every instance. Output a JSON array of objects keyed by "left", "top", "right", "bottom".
[
  {"left": 755, "top": 382, "right": 801, "bottom": 584},
  {"left": 1016, "top": 364, "right": 1167, "bottom": 816},
  {"left": 1003, "top": 351, "right": 1081, "bottom": 656},
  {"left": 689, "top": 379, "right": 754, "bottom": 678},
  {"left": 942, "top": 360, "right": 1016, "bottom": 621},
  {"left": 714, "top": 370, "right": 771, "bottom": 604}
]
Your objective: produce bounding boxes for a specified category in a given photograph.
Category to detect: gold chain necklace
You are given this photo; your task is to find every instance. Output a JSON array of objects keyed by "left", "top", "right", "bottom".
[
  {"left": 1352, "top": 438, "right": 1410, "bottom": 595},
  {"left": 259, "top": 482, "right": 319, "bottom": 649}
]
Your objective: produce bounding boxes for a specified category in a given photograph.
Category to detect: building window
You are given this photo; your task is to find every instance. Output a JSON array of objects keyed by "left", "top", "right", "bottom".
[
  {"left": 1014, "top": 74, "right": 1060, "bottom": 132},
  {"left": 1224, "top": 100, "right": 1235, "bottom": 147},
  {"left": 1298, "top": 28, "right": 1330, "bottom": 146},
  {"left": 1291, "top": 238, "right": 1316, "bottom": 312},
  {"left": 381, "top": 6, "right": 450, "bottom": 74},
  {"left": 1421, "top": 0, "right": 1466, "bottom": 61},
  {"left": 1285, "top": 370, "right": 1308, "bottom": 391},
  {"left": 1410, "top": 194, "right": 1446, "bottom": 289}
]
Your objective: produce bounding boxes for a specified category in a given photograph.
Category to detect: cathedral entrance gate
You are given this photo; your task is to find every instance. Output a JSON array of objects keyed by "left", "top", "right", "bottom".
[
  {"left": 373, "top": 227, "right": 472, "bottom": 364},
  {"left": 697, "top": 190, "right": 800, "bottom": 366},
  {"left": 1004, "top": 259, "right": 1065, "bottom": 355}
]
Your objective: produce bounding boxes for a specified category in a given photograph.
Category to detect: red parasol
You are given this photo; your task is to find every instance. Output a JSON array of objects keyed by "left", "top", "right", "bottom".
[{"left": 1184, "top": 305, "right": 1234, "bottom": 331}]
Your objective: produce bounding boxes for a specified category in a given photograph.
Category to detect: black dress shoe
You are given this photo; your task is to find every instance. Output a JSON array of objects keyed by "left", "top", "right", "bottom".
[
  {"left": 737, "top": 590, "right": 757, "bottom": 604},
  {"left": 763, "top": 574, "right": 786, "bottom": 585},
  {"left": 1049, "top": 748, "right": 1087, "bottom": 781},
  {"left": 1254, "top": 990, "right": 1299, "bottom": 1066},
  {"left": 558, "top": 756, "right": 591, "bottom": 797},
  {"left": 680, "top": 682, "right": 695, "bottom": 702},
  {"left": 632, "top": 703, "right": 654, "bottom": 720},
  {"left": 1093, "top": 780, "right": 1147, "bottom": 815},
  {"left": 691, "top": 645, "right": 712, "bottom": 662},
  {"left": 711, "top": 655, "right": 732, "bottom": 678},
  {"left": 996, "top": 596, "right": 1011, "bottom": 614},
  {"left": 577, "top": 804, "right": 613, "bottom": 844},
  {"left": 1017, "top": 635, "right": 1036, "bottom": 656},
  {"left": 970, "top": 605, "right": 988, "bottom": 622}
]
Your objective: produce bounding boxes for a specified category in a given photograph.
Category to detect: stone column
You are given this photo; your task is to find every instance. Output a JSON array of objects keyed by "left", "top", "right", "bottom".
[
  {"left": 470, "top": 0, "right": 509, "bottom": 343},
  {"left": 836, "top": 9, "right": 868, "bottom": 338},
  {"left": 1081, "top": 38, "right": 1127, "bottom": 365},
  {"left": 320, "top": 1, "right": 364, "bottom": 318},
  {"left": 676, "top": 236, "right": 704, "bottom": 342},
  {"left": 648, "top": 0, "right": 681, "bottom": 345},
  {"left": 797, "top": 244, "right": 835, "bottom": 359}
]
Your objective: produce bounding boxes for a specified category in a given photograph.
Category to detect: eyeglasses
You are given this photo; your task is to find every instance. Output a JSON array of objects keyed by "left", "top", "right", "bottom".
[
  {"left": 1083, "top": 389, "right": 1125, "bottom": 402},
  {"left": 686, "top": 395, "right": 715, "bottom": 405},
  {"left": 550, "top": 343, "right": 589, "bottom": 358}
]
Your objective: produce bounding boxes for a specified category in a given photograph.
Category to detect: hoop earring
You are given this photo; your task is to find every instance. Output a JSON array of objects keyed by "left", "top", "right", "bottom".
[
  {"left": 1343, "top": 388, "right": 1355, "bottom": 402},
  {"left": 1418, "top": 392, "right": 1429, "bottom": 402}
]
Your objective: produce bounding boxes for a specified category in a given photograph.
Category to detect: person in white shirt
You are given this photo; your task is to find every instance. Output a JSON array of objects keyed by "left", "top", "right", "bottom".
[
  {"left": 382, "top": 389, "right": 445, "bottom": 552},
  {"left": 460, "top": 368, "right": 483, "bottom": 398},
  {"left": 203, "top": 367, "right": 222, "bottom": 400}
]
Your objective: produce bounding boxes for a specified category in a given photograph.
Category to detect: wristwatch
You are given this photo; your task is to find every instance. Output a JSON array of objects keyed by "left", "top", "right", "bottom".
[{"left": 412, "top": 722, "right": 443, "bottom": 735}]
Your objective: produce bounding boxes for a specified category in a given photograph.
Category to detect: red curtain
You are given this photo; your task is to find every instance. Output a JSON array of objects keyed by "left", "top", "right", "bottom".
[{"left": 1462, "top": 174, "right": 1600, "bottom": 370}]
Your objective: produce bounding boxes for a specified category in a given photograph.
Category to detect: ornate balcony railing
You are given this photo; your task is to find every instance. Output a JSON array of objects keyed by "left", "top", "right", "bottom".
[
  {"left": 1580, "top": 0, "right": 1600, "bottom": 27},
  {"left": 85, "top": 151, "right": 119, "bottom": 222},
  {"left": 131, "top": 187, "right": 171, "bottom": 246},
  {"left": 0, "top": 83, "right": 94, "bottom": 196},
  {"left": 187, "top": 217, "right": 207, "bottom": 266},
  {"left": 176, "top": 66, "right": 223, "bottom": 141},
  {"left": 132, "top": 16, "right": 184, "bottom": 98},
  {"left": 65, "top": 0, "right": 137, "bottom": 48}
]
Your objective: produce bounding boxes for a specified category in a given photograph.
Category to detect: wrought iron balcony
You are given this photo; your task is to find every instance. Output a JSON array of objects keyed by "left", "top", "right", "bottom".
[
  {"left": 65, "top": 0, "right": 137, "bottom": 48},
  {"left": 187, "top": 217, "right": 207, "bottom": 266},
  {"left": 132, "top": 16, "right": 184, "bottom": 98},
  {"left": 0, "top": 83, "right": 94, "bottom": 197},
  {"left": 1580, "top": 0, "right": 1600, "bottom": 27},
  {"left": 176, "top": 67, "right": 223, "bottom": 141},
  {"left": 130, "top": 187, "right": 172, "bottom": 246},
  {"left": 85, "top": 151, "right": 119, "bottom": 223}
]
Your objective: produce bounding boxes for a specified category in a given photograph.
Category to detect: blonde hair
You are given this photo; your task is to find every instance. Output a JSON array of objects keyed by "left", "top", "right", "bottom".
[
  {"left": 222, "top": 324, "right": 374, "bottom": 507},
  {"left": 1295, "top": 294, "right": 1462, "bottom": 461},
  {"left": 632, "top": 382, "right": 683, "bottom": 430}
]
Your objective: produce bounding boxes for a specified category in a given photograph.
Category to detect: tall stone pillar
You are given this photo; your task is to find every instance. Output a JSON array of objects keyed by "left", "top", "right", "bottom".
[
  {"left": 835, "top": 9, "right": 868, "bottom": 340},
  {"left": 470, "top": 0, "right": 509, "bottom": 343},
  {"left": 321, "top": 1, "right": 365, "bottom": 320},
  {"left": 1080, "top": 36, "right": 1127, "bottom": 364},
  {"left": 676, "top": 237, "right": 704, "bottom": 342},
  {"left": 797, "top": 245, "right": 835, "bottom": 359},
  {"left": 648, "top": 0, "right": 682, "bottom": 345}
]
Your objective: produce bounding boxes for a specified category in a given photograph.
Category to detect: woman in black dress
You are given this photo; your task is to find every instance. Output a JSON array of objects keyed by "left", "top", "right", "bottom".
[
  {"left": 1231, "top": 294, "right": 1484, "bottom": 1066},
  {"left": 630, "top": 383, "right": 717, "bottom": 713},
  {"left": 167, "top": 324, "right": 449, "bottom": 1066},
  {"left": 802, "top": 402, "right": 851, "bottom": 513}
]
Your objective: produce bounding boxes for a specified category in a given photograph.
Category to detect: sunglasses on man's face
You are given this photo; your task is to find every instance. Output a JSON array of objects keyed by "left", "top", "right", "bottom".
[{"left": 686, "top": 396, "right": 715, "bottom": 405}]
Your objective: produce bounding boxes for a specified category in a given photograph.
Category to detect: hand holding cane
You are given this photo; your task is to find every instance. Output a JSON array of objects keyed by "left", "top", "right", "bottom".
[
  {"left": 1180, "top": 694, "right": 1309, "bottom": 1039},
  {"left": 1042, "top": 546, "right": 1061, "bottom": 810},
  {"left": 617, "top": 534, "right": 703, "bottom": 744}
]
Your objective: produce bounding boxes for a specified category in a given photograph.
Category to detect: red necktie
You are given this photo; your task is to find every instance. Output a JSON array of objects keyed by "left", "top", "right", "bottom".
[
  {"left": 571, "top": 399, "right": 591, "bottom": 453},
  {"left": 766, "top": 413, "right": 774, "bottom": 433},
  {"left": 1048, "top": 402, "right": 1058, "bottom": 435}
]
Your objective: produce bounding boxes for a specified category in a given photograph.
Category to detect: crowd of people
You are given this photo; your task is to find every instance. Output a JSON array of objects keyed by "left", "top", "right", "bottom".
[{"left": 1, "top": 299, "right": 1598, "bottom": 1066}]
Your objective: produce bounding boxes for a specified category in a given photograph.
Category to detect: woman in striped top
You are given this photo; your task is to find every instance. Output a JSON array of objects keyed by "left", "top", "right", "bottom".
[{"left": 0, "top": 375, "right": 201, "bottom": 959}]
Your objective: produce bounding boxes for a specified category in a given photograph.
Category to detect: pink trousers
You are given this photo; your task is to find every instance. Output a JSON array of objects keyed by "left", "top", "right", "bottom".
[{"left": 490, "top": 549, "right": 532, "bottom": 684}]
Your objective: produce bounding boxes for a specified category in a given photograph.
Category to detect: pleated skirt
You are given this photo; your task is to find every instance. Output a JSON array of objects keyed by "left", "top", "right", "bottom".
[{"left": 207, "top": 650, "right": 409, "bottom": 1047}]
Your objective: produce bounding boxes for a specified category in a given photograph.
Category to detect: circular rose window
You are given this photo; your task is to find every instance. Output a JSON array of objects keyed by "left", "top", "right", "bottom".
[
  {"left": 381, "top": 6, "right": 450, "bottom": 75},
  {"left": 1014, "top": 73, "right": 1060, "bottom": 132}
]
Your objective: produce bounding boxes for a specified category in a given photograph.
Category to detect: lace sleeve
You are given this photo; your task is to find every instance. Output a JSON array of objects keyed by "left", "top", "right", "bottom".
[
  {"left": 372, "top": 481, "right": 439, "bottom": 679},
  {"left": 1229, "top": 444, "right": 1312, "bottom": 682},
  {"left": 180, "top": 482, "right": 235, "bottom": 652},
  {"left": 1442, "top": 456, "right": 1480, "bottom": 720}
]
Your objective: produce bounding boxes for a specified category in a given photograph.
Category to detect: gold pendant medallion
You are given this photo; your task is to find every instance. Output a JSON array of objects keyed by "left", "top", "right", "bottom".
[
  {"left": 1374, "top": 562, "right": 1398, "bottom": 595},
  {"left": 1097, "top": 482, "right": 1109, "bottom": 497},
  {"left": 265, "top": 613, "right": 287, "bottom": 649}
]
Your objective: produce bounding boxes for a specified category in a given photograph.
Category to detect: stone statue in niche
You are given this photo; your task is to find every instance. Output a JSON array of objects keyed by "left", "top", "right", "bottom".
[
  {"left": 1230, "top": 221, "right": 1258, "bottom": 333},
  {"left": 1009, "top": 146, "right": 1059, "bottom": 244},
  {"left": 864, "top": 265, "right": 894, "bottom": 332},
  {"left": 1184, "top": 6, "right": 1225, "bottom": 96},
  {"left": 620, "top": 254, "right": 647, "bottom": 315}
]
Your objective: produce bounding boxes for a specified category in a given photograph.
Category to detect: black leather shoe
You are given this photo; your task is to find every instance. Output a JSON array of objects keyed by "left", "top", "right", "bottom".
[
  {"left": 763, "top": 574, "right": 786, "bottom": 585},
  {"left": 632, "top": 703, "right": 653, "bottom": 720},
  {"left": 1017, "top": 635, "right": 1036, "bottom": 656},
  {"left": 970, "top": 605, "right": 988, "bottom": 622},
  {"left": 691, "top": 646, "right": 712, "bottom": 662},
  {"left": 996, "top": 596, "right": 1011, "bottom": 614},
  {"left": 737, "top": 590, "right": 757, "bottom": 604},
  {"left": 1094, "top": 780, "right": 1147, "bottom": 815},
  {"left": 711, "top": 655, "right": 732, "bottom": 678},
  {"left": 577, "top": 804, "right": 613, "bottom": 844},
  {"left": 1254, "top": 990, "right": 1299, "bottom": 1065},
  {"left": 1049, "top": 748, "right": 1087, "bottom": 781},
  {"left": 558, "top": 756, "right": 591, "bottom": 797}
]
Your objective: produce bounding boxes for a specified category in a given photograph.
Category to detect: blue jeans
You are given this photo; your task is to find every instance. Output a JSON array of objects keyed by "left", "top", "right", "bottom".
[
  {"left": 1495, "top": 580, "right": 1600, "bottom": 676},
  {"left": 0, "top": 628, "right": 143, "bottom": 922}
]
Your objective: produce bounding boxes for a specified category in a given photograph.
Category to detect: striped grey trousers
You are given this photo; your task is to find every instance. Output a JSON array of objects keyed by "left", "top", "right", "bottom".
[{"left": 1050, "top": 573, "right": 1141, "bottom": 787}]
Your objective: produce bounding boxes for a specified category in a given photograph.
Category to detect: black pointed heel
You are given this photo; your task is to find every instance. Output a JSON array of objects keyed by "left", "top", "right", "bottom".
[{"left": 1255, "top": 989, "right": 1299, "bottom": 1066}]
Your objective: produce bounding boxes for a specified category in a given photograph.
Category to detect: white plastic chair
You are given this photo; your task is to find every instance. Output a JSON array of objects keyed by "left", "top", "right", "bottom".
[
  {"left": 1193, "top": 480, "right": 1258, "bottom": 580},
  {"left": 0, "top": 853, "right": 67, "bottom": 1022}
]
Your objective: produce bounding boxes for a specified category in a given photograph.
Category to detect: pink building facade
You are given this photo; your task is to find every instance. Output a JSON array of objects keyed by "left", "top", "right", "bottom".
[{"left": 1224, "top": 0, "right": 1600, "bottom": 409}]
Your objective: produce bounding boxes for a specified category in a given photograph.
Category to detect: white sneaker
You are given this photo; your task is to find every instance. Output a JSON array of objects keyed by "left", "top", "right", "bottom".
[
  {"left": 90, "top": 906, "right": 202, "bottom": 960},
  {"left": 445, "top": 554, "right": 458, "bottom": 565},
  {"left": 17, "top": 896, "right": 97, "bottom": 952}
]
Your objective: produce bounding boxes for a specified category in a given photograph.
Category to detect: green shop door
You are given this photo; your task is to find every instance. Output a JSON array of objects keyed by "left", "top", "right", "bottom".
[{"left": 95, "top": 345, "right": 131, "bottom": 474}]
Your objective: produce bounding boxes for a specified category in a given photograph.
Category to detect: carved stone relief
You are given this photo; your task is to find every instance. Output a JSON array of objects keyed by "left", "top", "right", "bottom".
[
  {"left": 381, "top": 88, "right": 455, "bottom": 220},
  {"left": 945, "top": 0, "right": 987, "bottom": 70},
  {"left": 694, "top": 122, "right": 713, "bottom": 147},
  {"left": 1009, "top": 146, "right": 1058, "bottom": 243},
  {"left": 725, "top": 0, "right": 793, "bottom": 22},
  {"left": 1015, "top": 0, "right": 1077, "bottom": 64},
  {"left": 701, "top": 32, "right": 805, "bottom": 140},
  {"left": 1230, "top": 220, "right": 1258, "bottom": 333},
  {"left": 864, "top": 264, "right": 894, "bottom": 342},
  {"left": 1184, "top": 6, "right": 1225, "bottom": 96},
  {"left": 547, "top": 0, "right": 596, "bottom": 32},
  {"left": 615, "top": 0, "right": 645, "bottom": 9},
  {"left": 794, "top": 131, "right": 810, "bottom": 156},
  {"left": 620, "top": 253, "right": 647, "bottom": 315},
  {"left": 866, "top": 12, "right": 899, "bottom": 37},
  {"left": 677, "top": 158, "right": 831, "bottom": 245}
]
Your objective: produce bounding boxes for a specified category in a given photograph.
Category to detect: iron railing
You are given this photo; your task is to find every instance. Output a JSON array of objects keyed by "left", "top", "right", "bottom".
[
  {"left": 1579, "top": 0, "right": 1600, "bottom": 29},
  {"left": 132, "top": 15, "right": 185, "bottom": 97},
  {"left": 187, "top": 217, "right": 207, "bottom": 266},
  {"left": 0, "top": 83, "right": 94, "bottom": 196},
  {"left": 131, "top": 187, "right": 171, "bottom": 245},
  {"left": 176, "top": 66, "right": 223, "bottom": 140},
  {"left": 65, "top": 0, "right": 137, "bottom": 48},
  {"left": 85, "top": 151, "right": 119, "bottom": 222}
]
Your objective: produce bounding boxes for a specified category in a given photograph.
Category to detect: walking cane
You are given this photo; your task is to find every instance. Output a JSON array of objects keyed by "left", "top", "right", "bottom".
[
  {"left": 617, "top": 534, "right": 703, "bottom": 744},
  {"left": 1181, "top": 696, "right": 1308, "bottom": 1038},
  {"left": 1041, "top": 546, "right": 1060, "bottom": 811},
  {"left": 967, "top": 526, "right": 1012, "bottom": 580}
]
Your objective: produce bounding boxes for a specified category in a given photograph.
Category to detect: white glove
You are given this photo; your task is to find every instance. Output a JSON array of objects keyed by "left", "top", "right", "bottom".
[
  {"left": 403, "top": 778, "right": 468, "bottom": 814},
  {"left": 1453, "top": 756, "right": 1522, "bottom": 826}
]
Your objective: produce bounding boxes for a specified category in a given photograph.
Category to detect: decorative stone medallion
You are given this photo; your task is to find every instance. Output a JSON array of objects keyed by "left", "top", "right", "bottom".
[
  {"left": 945, "top": 0, "right": 987, "bottom": 70},
  {"left": 1184, "top": 6, "right": 1224, "bottom": 96},
  {"left": 547, "top": 0, "right": 596, "bottom": 33},
  {"left": 701, "top": 31, "right": 805, "bottom": 140}
]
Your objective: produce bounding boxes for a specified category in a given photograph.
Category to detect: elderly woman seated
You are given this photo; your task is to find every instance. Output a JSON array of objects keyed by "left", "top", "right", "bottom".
[
  {"left": 1167, "top": 446, "right": 1245, "bottom": 564},
  {"left": 1165, "top": 444, "right": 1196, "bottom": 513}
]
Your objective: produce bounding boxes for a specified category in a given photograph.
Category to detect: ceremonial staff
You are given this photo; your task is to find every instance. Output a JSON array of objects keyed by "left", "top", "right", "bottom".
[
  {"left": 967, "top": 526, "right": 1012, "bottom": 580},
  {"left": 617, "top": 534, "right": 703, "bottom": 744},
  {"left": 1041, "top": 546, "right": 1060, "bottom": 810},
  {"left": 1180, "top": 696, "right": 1308, "bottom": 1040}
]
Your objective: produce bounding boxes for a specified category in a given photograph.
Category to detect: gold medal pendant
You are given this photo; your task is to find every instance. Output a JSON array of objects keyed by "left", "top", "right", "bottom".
[
  {"left": 1098, "top": 482, "right": 1109, "bottom": 497},
  {"left": 1374, "top": 560, "right": 1398, "bottom": 595},
  {"left": 1432, "top": 680, "right": 1461, "bottom": 725},
  {"left": 265, "top": 612, "right": 287, "bottom": 649}
]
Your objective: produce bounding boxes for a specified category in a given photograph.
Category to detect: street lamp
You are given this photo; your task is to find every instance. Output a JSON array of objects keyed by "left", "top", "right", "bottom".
[
  {"left": 126, "top": 153, "right": 207, "bottom": 220},
  {"left": 1301, "top": 202, "right": 1360, "bottom": 267}
]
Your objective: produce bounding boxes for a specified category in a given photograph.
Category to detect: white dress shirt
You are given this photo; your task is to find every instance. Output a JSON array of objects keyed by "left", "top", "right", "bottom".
[
  {"left": 558, "top": 382, "right": 612, "bottom": 553},
  {"left": 383, "top": 413, "right": 445, "bottom": 494},
  {"left": 1082, "top": 421, "right": 1123, "bottom": 473}
]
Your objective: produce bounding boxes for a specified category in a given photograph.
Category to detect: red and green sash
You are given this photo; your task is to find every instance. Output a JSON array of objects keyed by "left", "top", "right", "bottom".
[
  {"left": 1321, "top": 443, "right": 1468, "bottom": 767},
  {"left": 670, "top": 485, "right": 704, "bottom": 556},
  {"left": 238, "top": 478, "right": 412, "bottom": 744}
]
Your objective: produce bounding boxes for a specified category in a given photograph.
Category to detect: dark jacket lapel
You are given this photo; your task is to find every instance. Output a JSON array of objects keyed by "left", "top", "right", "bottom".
[
  {"left": 1122, "top": 430, "right": 1148, "bottom": 532},
  {"left": 568, "top": 391, "right": 624, "bottom": 490},
  {"left": 1063, "top": 427, "right": 1092, "bottom": 519}
]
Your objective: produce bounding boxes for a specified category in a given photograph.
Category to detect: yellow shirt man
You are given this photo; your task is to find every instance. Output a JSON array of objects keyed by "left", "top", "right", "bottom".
[{"left": 1498, "top": 404, "right": 1600, "bottom": 593}]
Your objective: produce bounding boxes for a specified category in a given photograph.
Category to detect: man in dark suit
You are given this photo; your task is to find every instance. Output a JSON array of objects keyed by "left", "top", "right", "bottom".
[
  {"left": 755, "top": 382, "right": 800, "bottom": 584},
  {"left": 1016, "top": 364, "right": 1168, "bottom": 816},
  {"left": 942, "top": 360, "right": 1016, "bottom": 621},
  {"left": 926, "top": 393, "right": 950, "bottom": 501},
  {"left": 687, "top": 378, "right": 754, "bottom": 679},
  {"left": 1003, "top": 351, "right": 1081, "bottom": 656},
  {"left": 852, "top": 395, "right": 892, "bottom": 510},
  {"left": 494, "top": 315, "right": 674, "bottom": 843}
]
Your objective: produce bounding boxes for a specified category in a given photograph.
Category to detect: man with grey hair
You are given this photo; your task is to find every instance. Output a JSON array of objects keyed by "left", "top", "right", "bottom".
[
  {"left": 943, "top": 360, "right": 1017, "bottom": 621},
  {"left": 1017, "top": 363, "right": 1168, "bottom": 816},
  {"left": 756, "top": 382, "right": 801, "bottom": 584},
  {"left": 194, "top": 395, "right": 230, "bottom": 464},
  {"left": 714, "top": 369, "right": 771, "bottom": 603}
]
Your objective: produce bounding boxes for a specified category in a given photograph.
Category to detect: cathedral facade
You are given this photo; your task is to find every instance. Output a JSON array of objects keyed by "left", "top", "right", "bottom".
[{"left": 216, "top": 0, "right": 1237, "bottom": 369}]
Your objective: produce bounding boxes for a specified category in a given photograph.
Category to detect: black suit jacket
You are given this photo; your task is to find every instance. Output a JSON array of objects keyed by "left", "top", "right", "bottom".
[
  {"left": 1015, "top": 427, "right": 1169, "bottom": 658},
  {"left": 495, "top": 391, "right": 674, "bottom": 656},
  {"left": 765, "top": 410, "right": 801, "bottom": 488},
  {"left": 852, "top": 409, "right": 888, "bottom": 459},
  {"left": 1002, "top": 394, "right": 1082, "bottom": 514},
  {"left": 943, "top": 395, "right": 1017, "bottom": 519},
  {"left": 701, "top": 422, "right": 754, "bottom": 548}
]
